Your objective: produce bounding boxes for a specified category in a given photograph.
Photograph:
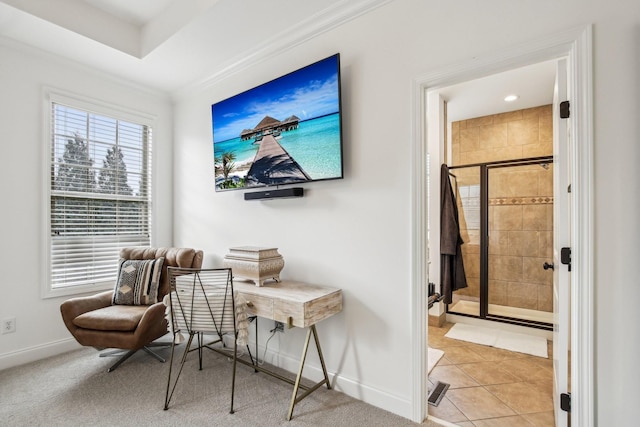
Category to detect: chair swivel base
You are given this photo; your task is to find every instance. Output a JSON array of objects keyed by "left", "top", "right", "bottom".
[{"left": 99, "top": 342, "right": 170, "bottom": 372}]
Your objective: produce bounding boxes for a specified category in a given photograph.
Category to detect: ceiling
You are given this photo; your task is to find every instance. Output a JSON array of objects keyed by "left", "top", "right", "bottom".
[
  {"left": 82, "top": 0, "right": 176, "bottom": 26},
  {"left": 438, "top": 60, "right": 557, "bottom": 122},
  {"left": 0, "top": 0, "right": 556, "bottom": 115},
  {"left": 0, "top": 0, "right": 392, "bottom": 93}
]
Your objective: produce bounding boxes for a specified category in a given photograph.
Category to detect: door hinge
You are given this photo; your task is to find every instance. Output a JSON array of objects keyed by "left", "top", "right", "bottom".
[
  {"left": 560, "top": 100, "right": 570, "bottom": 119},
  {"left": 561, "top": 247, "right": 572, "bottom": 272},
  {"left": 560, "top": 392, "right": 571, "bottom": 412}
]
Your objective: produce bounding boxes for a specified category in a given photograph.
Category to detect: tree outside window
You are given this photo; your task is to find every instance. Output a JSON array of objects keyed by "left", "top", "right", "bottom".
[{"left": 48, "top": 101, "right": 152, "bottom": 293}]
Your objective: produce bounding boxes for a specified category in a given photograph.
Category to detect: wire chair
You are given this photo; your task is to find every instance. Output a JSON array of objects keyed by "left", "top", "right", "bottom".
[{"left": 163, "top": 267, "right": 242, "bottom": 413}]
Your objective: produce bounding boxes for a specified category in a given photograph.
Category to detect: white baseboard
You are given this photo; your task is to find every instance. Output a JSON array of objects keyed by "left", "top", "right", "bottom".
[
  {"left": 0, "top": 338, "right": 81, "bottom": 371},
  {"left": 256, "top": 342, "right": 412, "bottom": 420}
]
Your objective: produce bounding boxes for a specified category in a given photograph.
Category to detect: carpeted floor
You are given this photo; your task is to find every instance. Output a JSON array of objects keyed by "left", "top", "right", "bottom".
[{"left": 0, "top": 344, "right": 443, "bottom": 426}]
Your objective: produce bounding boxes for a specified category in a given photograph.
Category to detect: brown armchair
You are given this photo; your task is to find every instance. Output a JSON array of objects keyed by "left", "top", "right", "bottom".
[{"left": 60, "top": 247, "right": 204, "bottom": 372}]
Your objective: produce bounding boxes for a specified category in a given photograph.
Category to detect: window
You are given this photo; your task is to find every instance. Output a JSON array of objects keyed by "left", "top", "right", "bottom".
[
  {"left": 45, "top": 94, "right": 153, "bottom": 297},
  {"left": 458, "top": 184, "right": 480, "bottom": 231}
]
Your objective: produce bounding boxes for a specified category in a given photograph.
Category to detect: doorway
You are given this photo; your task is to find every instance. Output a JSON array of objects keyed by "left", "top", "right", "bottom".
[
  {"left": 410, "top": 25, "right": 594, "bottom": 426},
  {"left": 448, "top": 156, "right": 555, "bottom": 330},
  {"left": 429, "top": 98, "right": 559, "bottom": 425}
]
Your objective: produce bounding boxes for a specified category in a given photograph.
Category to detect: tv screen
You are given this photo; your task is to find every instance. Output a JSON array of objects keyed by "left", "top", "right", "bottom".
[{"left": 212, "top": 53, "right": 343, "bottom": 192}]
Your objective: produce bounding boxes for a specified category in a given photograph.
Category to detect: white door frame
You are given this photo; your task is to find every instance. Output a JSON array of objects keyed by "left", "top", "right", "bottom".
[
  {"left": 552, "top": 57, "right": 570, "bottom": 427},
  {"left": 410, "top": 25, "right": 594, "bottom": 425}
]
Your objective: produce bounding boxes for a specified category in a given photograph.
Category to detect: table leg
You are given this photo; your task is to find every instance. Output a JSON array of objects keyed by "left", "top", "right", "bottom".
[
  {"left": 254, "top": 317, "right": 259, "bottom": 372},
  {"left": 286, "top": 325, "right": 331, "bottom": 420},
  {"left": 312, "top": 325, "right": 331, "bottom": 390}
]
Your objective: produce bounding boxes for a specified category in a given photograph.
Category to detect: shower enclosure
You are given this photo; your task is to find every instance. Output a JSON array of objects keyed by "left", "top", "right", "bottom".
[{"left": 447, "top": 156, "right": 554, "bottom": 329}]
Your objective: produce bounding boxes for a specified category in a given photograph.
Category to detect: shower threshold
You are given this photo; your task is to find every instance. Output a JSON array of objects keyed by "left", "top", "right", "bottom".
[{"left": 449, "top": 300, "right": 553, "bottom": 327}]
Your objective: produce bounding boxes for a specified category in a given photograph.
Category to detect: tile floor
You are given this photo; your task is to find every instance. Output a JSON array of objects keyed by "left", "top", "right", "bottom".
[{"left": 428, "top": 322, "right": 555, "bottom": 426}]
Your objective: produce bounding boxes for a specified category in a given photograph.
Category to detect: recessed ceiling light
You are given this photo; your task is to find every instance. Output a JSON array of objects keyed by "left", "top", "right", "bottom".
[{"left": 504, "top": 94, "right": 519, "bottom": 102}]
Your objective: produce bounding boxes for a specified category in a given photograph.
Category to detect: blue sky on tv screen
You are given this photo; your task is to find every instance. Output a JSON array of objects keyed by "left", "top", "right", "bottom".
[{"left": 212, "top": 55, "right": 340, "bottom": 143}]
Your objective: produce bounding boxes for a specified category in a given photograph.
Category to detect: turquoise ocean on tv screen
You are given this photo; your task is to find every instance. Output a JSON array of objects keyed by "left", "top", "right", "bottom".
[{"left": 214, "top": 113, "right": 342, "bottom": 180}]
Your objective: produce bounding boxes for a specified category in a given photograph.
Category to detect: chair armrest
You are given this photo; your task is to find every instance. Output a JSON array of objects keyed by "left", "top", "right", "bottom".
[
  {"left": 60, "top": 291, "right": 114, "bottom": 332},
  {"left": 133, "top": 301, "right": 170, "bottom": 345},
  {"left": 138, "top": 301, "right": 167, "bottom": 326}
]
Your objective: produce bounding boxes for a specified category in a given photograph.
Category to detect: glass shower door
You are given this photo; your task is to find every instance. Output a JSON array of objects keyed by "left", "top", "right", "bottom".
[{"left": 486, "top": 162, "right": 554, "bottom": 324}]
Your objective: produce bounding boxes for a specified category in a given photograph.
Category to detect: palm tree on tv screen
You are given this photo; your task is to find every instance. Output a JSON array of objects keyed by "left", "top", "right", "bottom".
[{"left": 215, "top": 151, "right": 238, "bottom": 188}]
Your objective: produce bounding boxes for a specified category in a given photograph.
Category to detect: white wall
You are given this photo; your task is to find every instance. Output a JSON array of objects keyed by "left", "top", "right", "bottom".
[
  {"left": 174, "top": 0, "right": 640, "bottom": 423},
  {"left": 173, "top": 46, "right": 417, "bottom": 414},
  {"left": 0, "top": 40, "right": 173, "bottom": 365},
  {"left": 2, "top": 0, "right": 640, "bottom": 425}
]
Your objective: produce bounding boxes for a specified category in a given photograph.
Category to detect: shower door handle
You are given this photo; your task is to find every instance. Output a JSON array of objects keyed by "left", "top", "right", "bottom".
[{"left": 543, "top": 262, "right": 554, "bottom": 271}]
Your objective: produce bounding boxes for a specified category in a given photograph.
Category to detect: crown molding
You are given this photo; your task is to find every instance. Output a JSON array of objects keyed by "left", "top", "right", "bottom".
[{"left": 172, "top": 0, "right": 394, "bottom": 101}]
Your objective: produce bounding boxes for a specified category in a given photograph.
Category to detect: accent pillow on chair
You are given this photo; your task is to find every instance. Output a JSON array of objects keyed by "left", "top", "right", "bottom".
[{"left": 112, "top": 258, "right": 164, "bottom": 305}]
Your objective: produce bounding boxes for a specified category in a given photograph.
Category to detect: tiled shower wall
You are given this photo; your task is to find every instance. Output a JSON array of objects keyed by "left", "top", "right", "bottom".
[{"left": 450, "top": 105, "right": 554, "bottom": 313}]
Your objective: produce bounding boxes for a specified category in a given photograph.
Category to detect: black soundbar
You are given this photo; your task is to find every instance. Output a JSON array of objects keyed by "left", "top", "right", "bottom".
[{"left": 244, "top": 187, "right": 304, "bottom": 200}]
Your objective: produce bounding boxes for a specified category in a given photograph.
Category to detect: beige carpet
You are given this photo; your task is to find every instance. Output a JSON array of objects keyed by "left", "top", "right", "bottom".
[{"left": 0, "top": 344, "right": 444, "bottom": 426}]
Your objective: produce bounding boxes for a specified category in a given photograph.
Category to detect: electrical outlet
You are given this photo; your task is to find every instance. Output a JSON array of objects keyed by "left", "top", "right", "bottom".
[
  {"left": 274, "top": 321, "right": 285, "bottom": 333},
  {"left": 2, "top": 317, "right": 16, "bottom": 334}
]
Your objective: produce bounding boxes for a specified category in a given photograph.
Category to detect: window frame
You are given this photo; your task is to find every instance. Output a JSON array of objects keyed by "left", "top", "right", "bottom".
[{"left": 42, "top": 89, "right": 157, "bottom": 299}]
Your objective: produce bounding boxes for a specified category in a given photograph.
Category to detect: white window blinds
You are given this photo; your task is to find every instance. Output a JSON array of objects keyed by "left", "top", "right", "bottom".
[{"left": 49, "top": 102, "right": 152, "bottom": 290}]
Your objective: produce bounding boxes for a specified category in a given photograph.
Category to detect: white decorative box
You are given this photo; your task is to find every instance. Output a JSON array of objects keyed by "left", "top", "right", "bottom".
[{"left": 223, "top": 246, "right": 284, "bottom": 286}]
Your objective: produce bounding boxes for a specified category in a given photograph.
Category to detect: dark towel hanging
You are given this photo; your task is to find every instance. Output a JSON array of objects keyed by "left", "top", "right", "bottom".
[{"left": 440, "top": 164, "right": 467, "bottom": 304}]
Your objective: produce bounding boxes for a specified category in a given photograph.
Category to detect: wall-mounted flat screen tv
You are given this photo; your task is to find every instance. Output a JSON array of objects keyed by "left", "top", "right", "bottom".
[{"left": 212, "top": 53, "right": 343, "bottom": 192}]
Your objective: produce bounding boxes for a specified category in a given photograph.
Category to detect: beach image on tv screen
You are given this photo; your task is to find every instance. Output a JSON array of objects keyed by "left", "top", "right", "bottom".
[{"left": 212, "top": 54, "right": 343, "bottom": 191}]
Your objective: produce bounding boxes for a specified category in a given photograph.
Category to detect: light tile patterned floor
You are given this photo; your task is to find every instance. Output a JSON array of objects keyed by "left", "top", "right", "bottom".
[{"left": 428, "top": 322, "right": 555, "bottom": 426}]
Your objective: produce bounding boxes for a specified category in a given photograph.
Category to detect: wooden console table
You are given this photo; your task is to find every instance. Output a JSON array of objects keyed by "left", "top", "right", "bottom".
[{"left": 233, "top": 280, "right": 342, "bottom": 420}]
